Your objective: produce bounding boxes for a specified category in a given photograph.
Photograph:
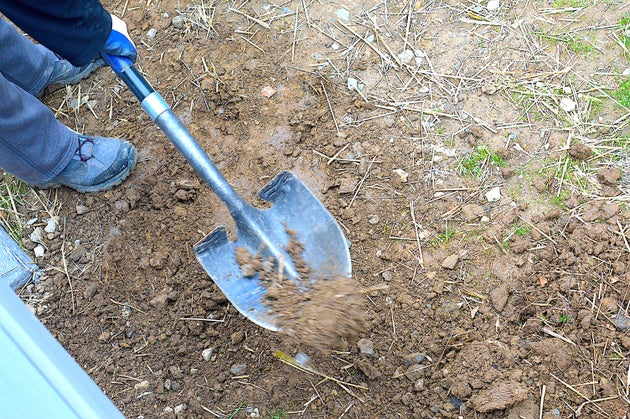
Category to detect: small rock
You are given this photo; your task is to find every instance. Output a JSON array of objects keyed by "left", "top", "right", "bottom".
[
  {"left": 487, "top": 0, "right": 500, "bottom": 11},
  {"left": 230, "top": 364, "right": 247, "bottom": 375},
  {"left": 569, "top": 143, "right": 592, "bottom": 161},
  {"left": 146, "top": 28, "right": 158, "bottom": 40},
  {"left": 76, "top": 205, "right": 90, "bottom": 215},
  {"left": 597, "top": 167, "right": 622, "bottom": 185},
  {"left": 172, "top": 15, "right": 184, "bottom": 29},
  {"left": 414, "top": 379, "right": 425, "bottom": 392},
  {"left": 260, "top": 86, "right": 276, "bottom": 98},
  {"left": 392, "top": 169, "right": 409, "bottom": 183},
  {"left": 174, "top": 404, "right": 188, "bottom": 415},
  {"left": 612, "top": 314, "right": 630, "bottom": 332},
  {"left": 134, "top": 380, "right": 150, "bottom": 391},
  {"left": 485, "top": 187, "right": 501, "bottom": 202},
  {"left": 44, "top": 218, "right": 57, "bottom": 234},
  {"left": 202, "top": 348, "right": 214, "bottom": 361},
  {"left": 397, "top": 49, "right": 415, "bottom": 65},
  {"left": 404, "top": 353, "right": 426, "bottom": 365},
  {"left": 368, "top": 215, "right": 379, "bottom": 225},
  {"left": 441, "top": 254, "right": 459, "bottom": 270},
  {"left": 231, "top": 330, "right": 245, "bottom": 344},
  {"left": 335, "top": 8, "right": 350, "bottom": 21},
  {"left": 461, "top": 204, "right": 485, "bottom": 222},
  {"left": 33, "top": 244, "right": 45, "bottom": 258},
  {"left": 357, "top": 338, "right": 374, "bottom": 356},
  {"left": 469, "top": 124, "right": 485, "bottom": 139},
  {"left": 559, "top": 97, "right": 576, "bottom": 112}
]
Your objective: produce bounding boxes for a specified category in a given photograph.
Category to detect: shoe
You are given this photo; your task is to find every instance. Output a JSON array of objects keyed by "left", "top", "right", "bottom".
[
  {"left": 37, "top": 55, "right": 105, "bottom": 97},
  {"left": 36, "top": 135, "right": 137, "bottom": 193}
]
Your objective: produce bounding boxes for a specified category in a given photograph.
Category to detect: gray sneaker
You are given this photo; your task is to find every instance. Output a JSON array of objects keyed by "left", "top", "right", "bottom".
[
  {"left": 36, "top": 135, "right": 137, "bottom": 193},
  {"left": 37, "top": 55, "right": 105, "bottom": 97}
]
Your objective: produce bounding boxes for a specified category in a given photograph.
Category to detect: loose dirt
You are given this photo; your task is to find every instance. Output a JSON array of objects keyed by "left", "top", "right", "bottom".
[{"left": 10, "top": 0, "right": 630, "bottom": 418}]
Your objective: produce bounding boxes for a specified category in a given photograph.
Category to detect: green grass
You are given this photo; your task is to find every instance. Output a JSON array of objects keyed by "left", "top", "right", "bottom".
[
  {"left": 552, "top": 0, "right": 591, "bottom": 7},
  {"left": 620, "top": 14, "right": 630, "bottom": 49},
  {"left": 0, "top": 174, "right": 30, "bottom": 242},
  {"left": 458, "top": 145, "right": 505, "bottom": 178},
  {"left": 514, "top": 225, "right": 531, "bottom": 236},
  {"left": 433, "top": 228, "right": 456, "bottom": 246},
  {"left": 614, "top": 78, "right": 630, "bottom": 109}
]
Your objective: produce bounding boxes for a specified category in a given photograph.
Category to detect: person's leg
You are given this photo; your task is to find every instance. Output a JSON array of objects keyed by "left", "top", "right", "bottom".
[
  {"left": 0, "top": 18, "right": 55, "bottom": 96},
  {"left": 0, "top": 71, "right": 76, "bottom": 185}
]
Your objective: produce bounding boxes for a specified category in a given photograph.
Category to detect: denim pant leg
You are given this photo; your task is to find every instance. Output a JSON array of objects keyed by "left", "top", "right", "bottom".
[
  {"left": 0, "top": 72, "right": 76, "bottom": 185},
  {"left": 0, "top": 18, "right": 56, "bottom": 96}
]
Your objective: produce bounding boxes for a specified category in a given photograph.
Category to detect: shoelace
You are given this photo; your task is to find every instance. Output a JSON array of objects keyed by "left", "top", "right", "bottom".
[{"left": 76, "top": 136, "right": 95, "bottom": 162}]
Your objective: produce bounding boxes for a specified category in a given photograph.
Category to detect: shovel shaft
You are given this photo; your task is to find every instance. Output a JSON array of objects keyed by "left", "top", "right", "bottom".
[{"left": 102, "top": 54, "right": 250, "bottom": 216}]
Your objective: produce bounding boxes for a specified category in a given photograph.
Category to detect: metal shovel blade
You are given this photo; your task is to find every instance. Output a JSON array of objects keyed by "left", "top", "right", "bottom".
[
  {"left": 194, "top": 171, "right": 351, "bottom": 331},
  {"left": 102, "top": 60, "right": 351, "bottom": 331}
]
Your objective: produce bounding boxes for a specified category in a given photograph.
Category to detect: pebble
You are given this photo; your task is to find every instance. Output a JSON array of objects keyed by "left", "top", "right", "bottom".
[
  {"left": 295, "top": 352, "right": 311, "bottom": 367},
  {"left": 34, "top": 244, "right": 45, "bottom": 258},
  {"left": 134, "top": 380, "right": 150, "bottom": 390},
  {"left": 231, "top": 330, "right": 245, "bottom": 344},
  {"left": 623, "top": 68, "right": 630, "bottom": 77},
  {"left": 357, "top": 338, "right": 374, "bottom": 356},
  {"left": 44, "top": 218, "right": 57, "bottom": 234},
  {"left": 613, "top": 314, "right": 630, "bottom": 332},
  {"left": 174, "top": 404, "right": 188, "bottom": 415},
  {"left": 260, "top": 86, "right": 276, "bottom": 98},
  {"left": 335, "top": 8, "right": 350, "bottom": 21},
  {"left": 487, "top": 0, "right": 500, "bottom": 11},
  {"left": 392, "top": 169, "right": 409, "bottom": 183},
  {"left": 441, "top": 254, "right": 459, "bottom": 270},
  {"left": 172, "top": 15, "right": 184, "bottom": 29},
  {"left": 559, "top": 97, "right": 576, "bottom": 112},
  {"left": 397, "top": 49, "right": 415, "bottom": 65},
  {"left": 76, "top": 205, "right": 90, "bottom": 215},
  {"left": 368, "top": 215, "right": 379, "bottom": 225},
  {"left": 146, "top": 28, "right": 158, "bottom": 40},
  {"left": 485, "top": 187, "right": 501, "bottom": 202},
  {"left": 230, "top": 364, "right": 247, "bottom": 375},
  {"left": 202, "top": 348, "right": 214, "bottom": 361},
  {"left": 404, "top": 353, "right": 426, "bottom": 365}
]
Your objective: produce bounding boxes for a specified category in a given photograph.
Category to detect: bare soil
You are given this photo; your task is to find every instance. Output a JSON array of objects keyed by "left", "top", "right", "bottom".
[{"left": 14, "top": 0, "right": 630, "bottom": 418}]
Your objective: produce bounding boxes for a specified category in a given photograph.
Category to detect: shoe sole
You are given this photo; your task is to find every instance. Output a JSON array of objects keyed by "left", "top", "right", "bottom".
[{"left": 38, "top": 147, "right": 138, "bottom": 193}]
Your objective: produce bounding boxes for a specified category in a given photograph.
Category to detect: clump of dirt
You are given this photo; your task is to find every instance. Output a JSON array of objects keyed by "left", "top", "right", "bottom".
[{"left": 235, "top": 232, "right": 365, "bottom": 352}]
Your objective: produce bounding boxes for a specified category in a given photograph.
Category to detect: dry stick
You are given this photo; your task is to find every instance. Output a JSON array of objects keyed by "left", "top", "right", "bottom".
[
  {"left": 550, "top": 373, "right": 610, "bottom": 417},
  {"left": 336, "top": 20, "right": 392, "bottom": 68},
  {"left": 409, "top": 201, "right": 425, "bottom": 269},
  {"left": 60, "top": 219, "right": 76, "bottom": 314},
  {"left": 517, "top": 215, "right": 558, "bottom": 245},
  {"left": 542, "top": 327, "right": 576, "bottom": 346},
  {"left": 274, "top": 350, "right": 367, "bottom": 401},
  {"left": 539, "top": 384, "right": 546, "bottom": 419},
  {"left": 348, "top": 157, "right": 377, "bottom": 208},
  {"left": 320, "top": 80, "right": 339, "bottom": 134},
  {"left": 615, "top": 220, "right": 630, "bottom": 254},
  {"left": 228, "top": 7, "right": 270, "bottom": 29},
  {"left": 291, "top": 8, "right": 299, "bottom": 61}
]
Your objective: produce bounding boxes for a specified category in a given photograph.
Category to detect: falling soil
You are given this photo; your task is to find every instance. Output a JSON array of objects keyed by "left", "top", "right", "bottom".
[{"left": 235, "top": 232, "right": 366, "bottom": 352}]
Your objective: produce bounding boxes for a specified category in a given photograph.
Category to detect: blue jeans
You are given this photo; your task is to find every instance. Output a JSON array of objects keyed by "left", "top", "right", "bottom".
[{"left": 0, "top": 19, "right": 75, "bottom": 184}]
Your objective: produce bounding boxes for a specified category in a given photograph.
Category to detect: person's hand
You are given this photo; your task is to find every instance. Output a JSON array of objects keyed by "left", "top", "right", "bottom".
[{"left": 101, "top": 14, "right": 137, "bottom": 62}]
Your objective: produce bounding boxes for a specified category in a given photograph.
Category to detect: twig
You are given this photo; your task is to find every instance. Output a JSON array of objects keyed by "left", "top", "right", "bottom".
[
  {"left": 542, "top": 327, "right": 576, "bottom": 346},
  {"left": 228, "top": 7, "right": 270, "bottom": 29},
  {"left": 409, "top": 201, "right": 425, "bottom": 269},
  {"left": 274, "top": 350, "right": 366, "bottom": 401},
  {"left": 320, "top": 80, "right": 339, "bottom": 134},
  {"left": 539, "top": 384, "right": 546, "bottom": 419},
  {"left": 349, "top": 157, "right": 377, "bottom": 208}
]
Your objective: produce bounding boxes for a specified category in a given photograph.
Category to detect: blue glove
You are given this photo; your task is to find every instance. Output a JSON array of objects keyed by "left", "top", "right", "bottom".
[{"left": 101, "top": 14, "right": 137, "bottom": 62}]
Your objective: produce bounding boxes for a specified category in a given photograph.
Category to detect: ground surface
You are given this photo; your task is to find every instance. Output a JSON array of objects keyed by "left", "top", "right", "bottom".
[{"left": 6, "top": 0, "right": 630, "bottom": 417}]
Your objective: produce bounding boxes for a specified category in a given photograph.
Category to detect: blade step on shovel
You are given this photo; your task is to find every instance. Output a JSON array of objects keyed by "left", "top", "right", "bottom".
[{"left": 102, "top": 54, "right": 351, "bottom": 331}]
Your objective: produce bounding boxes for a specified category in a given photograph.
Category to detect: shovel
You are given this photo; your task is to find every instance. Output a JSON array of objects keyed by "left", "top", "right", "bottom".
[{"left": 103, "top": 55, "right": 351, "bottom": 331}]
